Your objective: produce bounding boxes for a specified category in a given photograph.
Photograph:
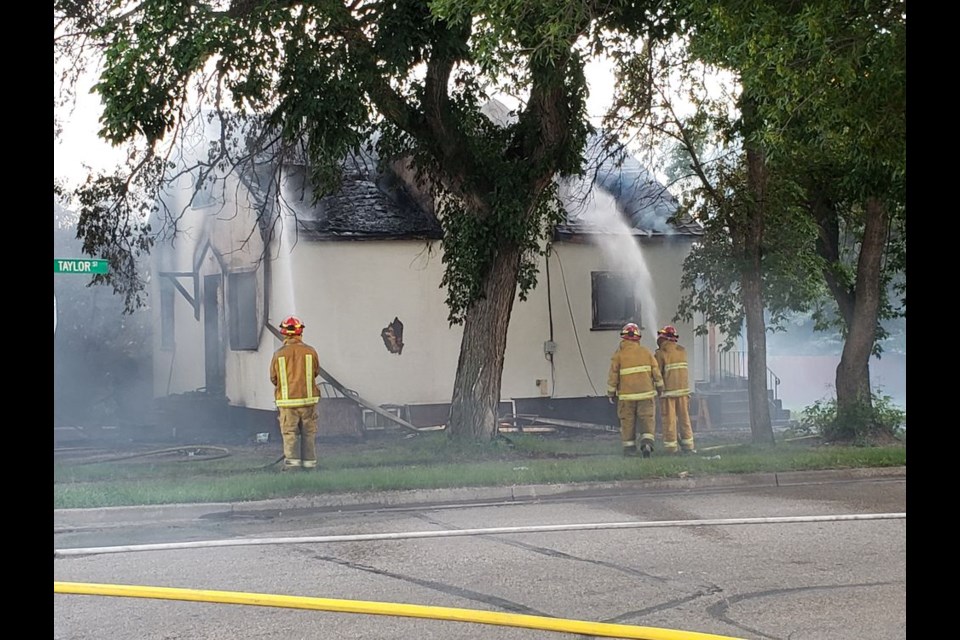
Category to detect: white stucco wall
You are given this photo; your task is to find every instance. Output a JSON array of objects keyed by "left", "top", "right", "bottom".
[
  {"left": 152, "top": 175, "right": 205, "bottom": 398},
  {"left": 502, "top": 237, "right": 696, "bottom": 403},
  {"left": 271, "top": 236, "right": 462, "bottom": 407},
  {"left": 250, "top": 229, "right": 696, "bottom": 409},
  {"left": 153, "top": 185, "right": 698, "bottom": 411}
]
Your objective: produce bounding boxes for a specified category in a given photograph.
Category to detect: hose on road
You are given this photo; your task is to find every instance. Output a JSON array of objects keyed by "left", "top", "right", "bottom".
[{"left": 54, "top": 581, "right": 746, "bottom": 640}]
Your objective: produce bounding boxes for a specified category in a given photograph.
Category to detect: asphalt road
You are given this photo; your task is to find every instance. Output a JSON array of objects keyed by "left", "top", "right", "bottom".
[{"left": 54, "top": 472, "right": 906, "bottom": 640}]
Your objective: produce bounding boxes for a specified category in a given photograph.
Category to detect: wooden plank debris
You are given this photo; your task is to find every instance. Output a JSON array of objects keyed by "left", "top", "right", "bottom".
[
  {"left": 268, "top": 323, "right": 424, "bottom": 435},
  {"left": 510, "top": 415, "right": 618, "bottom": 433}
]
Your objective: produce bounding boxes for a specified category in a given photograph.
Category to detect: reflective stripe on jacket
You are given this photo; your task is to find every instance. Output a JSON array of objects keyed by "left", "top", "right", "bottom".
[
  {"left": 607, "top": 340, "right": 664, "bottom": 401},
  {"left": 655, "top": 341, "right": 691, "bottom": 397},
  {"left": 270, "top": 336, "right": 321, "bottom": 407}
]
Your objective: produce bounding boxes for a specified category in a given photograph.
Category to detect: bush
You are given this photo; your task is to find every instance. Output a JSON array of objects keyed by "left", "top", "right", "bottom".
[{"left": 799, "top": 392, "right": 905, "bottom": 444}]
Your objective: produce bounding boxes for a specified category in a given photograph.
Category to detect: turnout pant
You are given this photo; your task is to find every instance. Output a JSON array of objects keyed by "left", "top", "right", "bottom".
[
  {"left": 278, "top": 405, "right": 318, "bottom": 468},
  {"left": 617, "top": 399, "right": 656, "bottom": 449},
  {"left": 660, "top": 396, "right": 695, "bottom": 452}
]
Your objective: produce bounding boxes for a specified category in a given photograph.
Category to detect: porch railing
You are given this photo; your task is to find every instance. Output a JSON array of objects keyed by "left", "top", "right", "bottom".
[{"left": 716, "top": 349, "right": 781, "bottom": 401}]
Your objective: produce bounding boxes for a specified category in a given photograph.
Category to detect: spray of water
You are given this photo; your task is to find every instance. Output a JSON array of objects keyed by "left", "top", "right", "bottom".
[
  {"left": 560, "top": 181, "right": 659, "bottom": 332},
  {"left": 273, "top": 215, "right": 298, "bottom": 319},
  {"left": 590, "top": 189, "right": 659, "bottom": 331},
  {"left": 270, "top": 173, "right": 301, "bottom": 320}
]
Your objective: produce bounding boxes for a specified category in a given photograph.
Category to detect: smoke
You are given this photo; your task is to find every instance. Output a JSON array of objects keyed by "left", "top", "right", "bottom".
[
  {"left": 54, "top": 200, "right": 155, "bottom": 441},
  {"left": 573, "top": 134, "right": 680, "bottom": 235},
  {"left": 765, "top": 313, "right": 906, "bottom": 411}
]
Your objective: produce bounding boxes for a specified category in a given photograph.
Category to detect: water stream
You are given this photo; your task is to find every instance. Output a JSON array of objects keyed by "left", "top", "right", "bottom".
[{"left": 560, "top": 180, "right": 659, "bottom": 332}]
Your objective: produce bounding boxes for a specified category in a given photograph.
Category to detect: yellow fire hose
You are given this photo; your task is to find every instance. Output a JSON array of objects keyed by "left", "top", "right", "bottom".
[{"left": 55, "top": 581, "right": 746, "bottom": 640}]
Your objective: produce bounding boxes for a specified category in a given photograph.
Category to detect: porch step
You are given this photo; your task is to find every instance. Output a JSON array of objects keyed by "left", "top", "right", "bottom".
[{"left": 694, "top": 385, "right": 791, "bottom": 430}]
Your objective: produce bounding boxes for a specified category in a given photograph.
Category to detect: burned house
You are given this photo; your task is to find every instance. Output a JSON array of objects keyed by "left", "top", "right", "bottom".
[{"left": 150, "top": 116, "right": 708, "bottom": 440}]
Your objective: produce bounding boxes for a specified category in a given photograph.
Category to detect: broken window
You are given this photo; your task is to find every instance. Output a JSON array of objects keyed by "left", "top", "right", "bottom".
[
  {"left": 228, "top": 271, "right": 259, "bottom": 350},
  {"left": 591, "top": 271, "right": 640, "bottom": 330}
]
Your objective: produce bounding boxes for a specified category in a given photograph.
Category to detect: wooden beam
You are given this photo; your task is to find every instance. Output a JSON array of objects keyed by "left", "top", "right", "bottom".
[
  {"left": 512, "top": 415, "right": 618, "bottom": 433},
  {"left": 317, "top": 366, "right": 423, "bottom": 435},
  {"left": 266, "top": 323, "right": 424, "bottom": 435},
  {"left": 159, "top": 272, "right": 198, "bottom": 317}
]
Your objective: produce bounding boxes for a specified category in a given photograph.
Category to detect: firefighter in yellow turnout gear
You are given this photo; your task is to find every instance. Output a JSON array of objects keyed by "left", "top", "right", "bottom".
[
  {"left": 607, "top": 323, "right": 664, "bottom": 457},
  {"left": 270, "top": 316, "right": 322, "bottom": 471},
  {"left": 655, "top": 325, "right": 696, "bottom": 454}
]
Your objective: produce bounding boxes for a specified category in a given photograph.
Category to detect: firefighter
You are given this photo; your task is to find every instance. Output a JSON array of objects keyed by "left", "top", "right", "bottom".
[
  {"left": 270, "top": 316, "right": 322, "bottom": 471},
  {"left": 655, "top": 325, "right": 696, "bottom": 454},
  {"left": 607, "top": 323, "right": 664, "bottom": 457}
]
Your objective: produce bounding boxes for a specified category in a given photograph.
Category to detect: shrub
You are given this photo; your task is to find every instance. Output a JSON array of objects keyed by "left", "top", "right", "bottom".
[{"left": 800, "top": 391, "right": 905, "bottom": 444}]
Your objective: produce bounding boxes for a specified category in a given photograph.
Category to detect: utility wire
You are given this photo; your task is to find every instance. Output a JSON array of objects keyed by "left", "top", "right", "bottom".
[
  {"left": 545, "top": 250, "right": 557, "bottom": 395},
  {"left": 553, "top": 249, "right": 599, "bottom": 395}
]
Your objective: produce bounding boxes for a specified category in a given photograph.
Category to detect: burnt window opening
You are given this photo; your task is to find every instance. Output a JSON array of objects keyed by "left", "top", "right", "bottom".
[
  {"left": 381, "top": 317, "right": 404, "bottom": 354},
  {"left": 228, "top": 271, "right": 259, "bottom": 350},
  {"left": 160, "top": 280, "right": 175, "bottom": 349},
  {"left": 591, "top": 271, "right": 641, "bottom": 331}
]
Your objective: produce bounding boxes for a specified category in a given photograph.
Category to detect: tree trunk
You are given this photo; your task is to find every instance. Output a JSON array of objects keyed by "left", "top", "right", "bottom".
[
  {"left": 447, "top": 242, "right": 523, "bottom": 441},
  {"left": 742, "top": 117, "right": 774, "bottom": 445},
  {"left": 742, "top": 270, "right": 774, "bottom": 444},
  {"left": 835, "top": 197, "right": 888, "bottom": 416},
  {"left": 810, "top": 188, "right": 857, "bottom": 325}
]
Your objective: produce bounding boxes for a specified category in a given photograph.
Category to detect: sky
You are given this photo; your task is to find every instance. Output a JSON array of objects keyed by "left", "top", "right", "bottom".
[
  {"left": 54, "top": 60, "right": 620, "bottom": 187},
  {"left": 54, "top": 76, "right": 127, "bottom": 185}
]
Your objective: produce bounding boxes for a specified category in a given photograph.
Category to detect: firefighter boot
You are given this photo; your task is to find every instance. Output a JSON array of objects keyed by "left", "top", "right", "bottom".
[
  {"left": 622, "top": 444, "right": 638, "bottom": 457},
  {"left": 281, "top": 458, "right": 302, "bottom": 472}
]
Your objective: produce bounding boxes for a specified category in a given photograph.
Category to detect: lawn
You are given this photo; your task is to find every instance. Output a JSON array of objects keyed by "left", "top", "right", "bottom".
[{"left": 54, "top": 429, "right": 906, "bottom": 509}]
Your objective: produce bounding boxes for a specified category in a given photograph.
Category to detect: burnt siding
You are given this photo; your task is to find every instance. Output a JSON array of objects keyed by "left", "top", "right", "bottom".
[{"left": 303, "top": 177, "right": 442, "bottom": 239}]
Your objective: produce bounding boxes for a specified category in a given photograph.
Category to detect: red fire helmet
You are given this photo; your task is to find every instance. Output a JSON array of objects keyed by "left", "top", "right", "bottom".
[
  {"left": 620, "top": 322, "right": 641, "bottom": 341},
  {"left": 657, "top": 325, "right": 679, "bottom": 342},
  {"left": 279, "top": 316, "right": 305, "bottom": 336}
]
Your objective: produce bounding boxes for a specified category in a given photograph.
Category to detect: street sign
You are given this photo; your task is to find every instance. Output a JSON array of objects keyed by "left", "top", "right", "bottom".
[{"left": 54, "top": 258, "right": 109, "bottom": 274}]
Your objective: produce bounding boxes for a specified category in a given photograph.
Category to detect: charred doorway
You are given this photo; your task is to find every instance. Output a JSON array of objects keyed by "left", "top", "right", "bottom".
[{"left": 203, "top": 273, "right": 226, "bottom": 395}]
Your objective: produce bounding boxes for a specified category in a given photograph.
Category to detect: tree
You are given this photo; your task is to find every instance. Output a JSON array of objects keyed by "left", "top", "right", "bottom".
[
  {"left": 54, "top": 0, "right": 677, "bottom": 441},
  {"left": 607, "top": 0, "right": 905, "bottom": 442},
  {"left": 604, "top": 35, "right": 822, "bottom": 444},
  {"left": 687, "top": 0, "right": 906, "bottom": 439},
  {"left": 788, "top": 5, "right": 905, "bottom": 439}
]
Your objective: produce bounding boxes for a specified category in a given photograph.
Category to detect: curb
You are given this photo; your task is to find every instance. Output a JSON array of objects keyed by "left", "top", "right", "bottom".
[{"left": 54, "top": 466, "right": 905, "bottom": 531}]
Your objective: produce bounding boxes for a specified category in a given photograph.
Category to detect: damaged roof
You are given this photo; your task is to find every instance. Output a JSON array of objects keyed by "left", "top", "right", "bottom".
[
  {"left": 239, "top": 129, "right": 699, "bottom": 241},
  {"left": 280, "top": 159, "right": 443, "bottom": 241},
  {"left": 555, "top": 134, "right": 702, "bottom": 238}
]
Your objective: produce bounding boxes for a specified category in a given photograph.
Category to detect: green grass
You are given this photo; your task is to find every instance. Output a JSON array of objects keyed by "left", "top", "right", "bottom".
[{"left": 54, "top": 433, "right": 905, "bottom": 509}]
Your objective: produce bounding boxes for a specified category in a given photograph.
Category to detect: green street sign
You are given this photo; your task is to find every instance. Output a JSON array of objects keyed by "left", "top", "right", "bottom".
[{"left": 54, "top": 258, "right": 109, "bottom": 274}]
